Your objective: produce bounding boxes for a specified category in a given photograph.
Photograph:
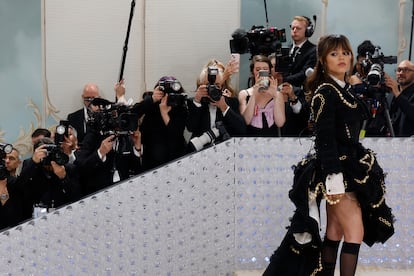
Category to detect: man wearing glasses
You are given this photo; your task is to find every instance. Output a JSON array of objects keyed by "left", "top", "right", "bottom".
[
  {"left": 385, "top": 60, "right": 414, "bottom": 136},
  {"left": 67, "top": 83, "right": 101, "bottom": 144}
]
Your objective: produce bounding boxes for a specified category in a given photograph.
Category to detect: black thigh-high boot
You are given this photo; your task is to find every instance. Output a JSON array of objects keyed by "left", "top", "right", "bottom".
[
  {"left": 340, "top": 242, "right": 360, "bottom": 276},
  {"left": 320, "top": 238, "right": 340, "bottom": 276}
]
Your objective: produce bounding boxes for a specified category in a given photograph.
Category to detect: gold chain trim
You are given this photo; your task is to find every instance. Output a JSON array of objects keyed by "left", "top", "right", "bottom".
[
  {"left": 379, "top": 216, "right": 392, "bottom": 227},
  {"left": 311, "top": 94, "right": 325, "bottom": 123},
  {"left": 316, "top": 83, "right": 358, "bottom": 109}
]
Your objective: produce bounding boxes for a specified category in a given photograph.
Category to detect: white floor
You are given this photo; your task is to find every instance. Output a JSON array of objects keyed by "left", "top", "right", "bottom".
[{"left": 234, "top": 268, "right": 414, "bottom": 276}]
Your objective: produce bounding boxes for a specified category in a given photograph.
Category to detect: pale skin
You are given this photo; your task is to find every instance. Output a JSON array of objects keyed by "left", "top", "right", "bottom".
[
  {"left": 384, "top": 60, "right": 414, "bottom": 97},
  {"left": 323, "top": 46, "right": 364, "bottom": 244},
  {"left": 238, "top": 61, "right": 285, "bottom": 127}
]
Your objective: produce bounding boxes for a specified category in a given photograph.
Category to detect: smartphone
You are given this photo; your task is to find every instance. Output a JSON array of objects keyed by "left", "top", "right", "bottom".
[{"left": 258, "top": 70, "right": 270, "bottom": 91}]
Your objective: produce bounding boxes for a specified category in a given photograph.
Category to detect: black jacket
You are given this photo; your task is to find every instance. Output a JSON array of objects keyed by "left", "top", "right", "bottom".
[
  {"left": 0, "top": 176, "right": 25, "bottom": 230},
  {"left": 19, "top": 158, "right": 81, "bottom": 219},
  {"left": 67, "top": 108, "right": 87, "bottom": 144},
  {"left": 389, "top": 83, "right": 414, "bottom": 136},
  {"left": 284, "top": 40, "right": 317, "bottom": 88},
  {"left": 74, "top": 130, "right": 141, "bottom": 196},
  {"left": 138, "top": 96, "right": 188, "bottom": 170},
  {"left": 186, "top": 96, "right": 246, "bottom": 140}
]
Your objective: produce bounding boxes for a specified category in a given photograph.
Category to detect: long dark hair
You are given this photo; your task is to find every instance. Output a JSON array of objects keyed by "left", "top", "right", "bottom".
[{"left": 305, "top": 34, "right": 354, "bottom": 100}]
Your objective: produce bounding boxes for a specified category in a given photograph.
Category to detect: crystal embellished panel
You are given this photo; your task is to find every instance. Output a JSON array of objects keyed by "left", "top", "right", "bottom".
[
  {"left": 234, "top": 137, "right": 414, "bottom": 271},
  {"left": 0, "top": 138, "right": 413, "bottom": 275}
]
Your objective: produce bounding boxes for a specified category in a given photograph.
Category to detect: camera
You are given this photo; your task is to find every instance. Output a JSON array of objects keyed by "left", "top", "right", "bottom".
[
  {"left": 230, "top": 25, "right": 286, "bottom": 57},
  {"left": 361, "top": 46, "right": 397, "bottom": 86},
  {"left": 158, "top": 79, "right": 187, "bottom": 107},
  {"left": 206, "top": 66, "right": 222, "bottom": 102},
  {"left": 0, "top": 143, "right": 13, "bottom": 180},
  {"left": 189, "top": 121, "right": 230, "bottom": 152},
  {"left": 41, "top": 144, "right": 69, "bottom": 166},
  {"left": 54, "top": 120, "right": 70, "bottom": 145},
  {"left": 88, "top": 98, "right": 139, "bottom": 136}
]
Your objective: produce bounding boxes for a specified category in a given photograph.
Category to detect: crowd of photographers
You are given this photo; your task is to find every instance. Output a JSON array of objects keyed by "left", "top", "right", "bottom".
[{"left": 1, "top": 15, "right": 414, "bottom": 231}]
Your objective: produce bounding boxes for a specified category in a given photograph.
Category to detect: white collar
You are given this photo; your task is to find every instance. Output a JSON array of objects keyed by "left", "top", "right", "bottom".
[{"left": 329, "top": 74, "right": 346, "bottom": 88}]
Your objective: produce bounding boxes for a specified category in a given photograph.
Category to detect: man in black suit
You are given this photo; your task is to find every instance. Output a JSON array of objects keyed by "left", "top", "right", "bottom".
[
  {"left": 67, "top": 83, "right": 100, "bottom": 144},
  {"left": 385, "top": 60, "right": 414, "bottom": 136},
  {"left": 277, "top": 16, "right": 317, "bottom": 136},
  {"left": 283, "top": 15, "right": 317, "bottom": 88}
]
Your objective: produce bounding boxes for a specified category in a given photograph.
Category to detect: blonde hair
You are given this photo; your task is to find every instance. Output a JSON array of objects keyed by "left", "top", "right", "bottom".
[{"left": 197, "top": 59, "right": 236, "bottom": 96}]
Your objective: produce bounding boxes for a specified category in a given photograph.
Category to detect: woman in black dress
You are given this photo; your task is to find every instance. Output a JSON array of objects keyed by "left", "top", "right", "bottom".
[{"left": 263, "top": 34, "right": 394, "bottom": 276}]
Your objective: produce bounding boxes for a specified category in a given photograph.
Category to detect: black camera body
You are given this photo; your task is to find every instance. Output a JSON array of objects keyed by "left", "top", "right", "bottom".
[
  {"left": 361, "top": 46, "right": 397, "bottom": 86},
  {"left": 0, "top": 143, "right": 13, "bottom": 180},
  {"left": 42, "top": 144, "right": 69, "bottom": 166},
  {"left": 88, "top": 98, "right": 139, "bottom": 136},
  {"left": 205, "top": 66, "right": 222, "bottom": 102},
  {"left": 230, "top": 25, "right": 286, "bottom": 57},
  {"left": 158, "top": 79, "right": 187, "bottom": 107}
]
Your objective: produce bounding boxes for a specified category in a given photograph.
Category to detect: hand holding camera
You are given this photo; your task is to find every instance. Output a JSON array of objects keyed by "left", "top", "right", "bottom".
[
  {"left": 98, "top": 135, "right": 116, "bottom": 157},
  {"left": 194, "top": 85, "right": 209, "bottom": 104},
  {"left": 152, "top": 87, "right": 165, "bottom": 103},
  {"left": 32, "top": 144, "right": 48, "bottom": 164}
]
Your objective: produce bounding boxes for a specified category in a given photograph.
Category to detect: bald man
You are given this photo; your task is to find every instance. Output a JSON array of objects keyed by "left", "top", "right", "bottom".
[
  {"left": 385, "top": 60, "right": 414, "bottom": 136},
  {"left": 67, "top": 83, "right": 100, "bottom": 144}
]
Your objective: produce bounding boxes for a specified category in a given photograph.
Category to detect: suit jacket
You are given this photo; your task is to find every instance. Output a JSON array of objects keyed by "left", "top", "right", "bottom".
[
  {"left": 389, "top": 83, "right": 414, "bottom": 136},
  {"left": 74, "top": 130, "right": 142, "bottom": 196},
  {"left": 186, "top": 96, "right": 246, "bottom": 140},
  {"left": 284, "top": 40, "right": 317, "bottom": 88},
  {"left": 67, "top": 108, "right": 87, "bottom": 144}
]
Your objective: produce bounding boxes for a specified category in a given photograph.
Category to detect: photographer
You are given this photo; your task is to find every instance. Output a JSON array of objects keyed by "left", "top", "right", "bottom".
[
  {"left": 186, "top": 59, "right": 246, "bottom": 152},
  {"left": 131, "top": 76, "right": 188, "bottom": 171},
  {"left": 74, "top": 98, "right": 143, "bottom": 196},
  {"left": 269, "top": 53, "right": 310, "bottom": 137},
  {"left": 19, "top": 137, "right": 81, "bottom": 219},
  {"left": 384, "top": 60, "right": 414, "bottom": 136},
  {"left": 0, "top": 143, "right": 25, "bottom": 230},
  {"left": 350, "top": 41, "right": 396, "bottom": 137},
  {"left": 238, "top": 55, "right": 285, "bottom": 136}
]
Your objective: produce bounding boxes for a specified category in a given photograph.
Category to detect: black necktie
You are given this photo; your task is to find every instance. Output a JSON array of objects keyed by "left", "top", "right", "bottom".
[{"left": 291, "top": 46, "right": 300, "bottom": 62}]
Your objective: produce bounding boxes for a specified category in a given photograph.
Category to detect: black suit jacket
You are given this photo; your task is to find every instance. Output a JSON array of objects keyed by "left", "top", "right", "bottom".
[
  {"left": 389, "top": 83, "right": 414, "bottom": 136},
  {"left": 186, "top": 96, "right": 246, "bottom": 140},
  {"left": 285, "top": 40, "right": 317, "bottom": 87},
  {"left": 67, "top": 108, "right": 86, "bottom": 144},
  {"left": 74, "top": 130, "right": 142, "bottom": 196}
]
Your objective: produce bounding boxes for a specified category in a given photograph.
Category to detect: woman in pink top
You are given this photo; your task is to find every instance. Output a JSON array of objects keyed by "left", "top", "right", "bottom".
[{"left": 238, "top": 55, "right": 285, "bottom": 136}]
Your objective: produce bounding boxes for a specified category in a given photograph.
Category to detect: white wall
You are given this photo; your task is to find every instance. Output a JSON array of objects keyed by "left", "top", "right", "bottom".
[{"left": 45, "top": 0, "right": 241, "bottom": 120}]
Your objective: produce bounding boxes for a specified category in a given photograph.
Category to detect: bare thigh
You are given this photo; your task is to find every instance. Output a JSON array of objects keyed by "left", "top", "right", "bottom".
[{"left": 326, "top": 193, "right": 364, "bottom": 243}]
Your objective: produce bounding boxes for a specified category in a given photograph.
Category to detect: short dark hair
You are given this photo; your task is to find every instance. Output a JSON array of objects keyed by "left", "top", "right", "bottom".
[{"left": 31, "top": 128, "right": 51, "bottom": 139}]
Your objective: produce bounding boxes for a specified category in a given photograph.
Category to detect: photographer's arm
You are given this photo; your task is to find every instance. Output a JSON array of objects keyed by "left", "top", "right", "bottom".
[{"left": 242, "top": 88, "right": 257, "bottom": 125}]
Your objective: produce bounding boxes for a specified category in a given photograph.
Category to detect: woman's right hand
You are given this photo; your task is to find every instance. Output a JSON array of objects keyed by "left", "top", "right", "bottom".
[
  {"left": 152, "top": 87, "right": 165, "bottom": 103},
  {"left": 194, "top": 85, "right": 208, "bottom": 103}
]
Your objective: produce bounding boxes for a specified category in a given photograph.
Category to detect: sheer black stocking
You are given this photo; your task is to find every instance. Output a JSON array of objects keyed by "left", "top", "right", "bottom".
[
  {"left": 340, "top": 242, "right": 360, "bottom": 276},
  {"left": 320, "top": 238, "right": 340, "bottom": 276}
]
